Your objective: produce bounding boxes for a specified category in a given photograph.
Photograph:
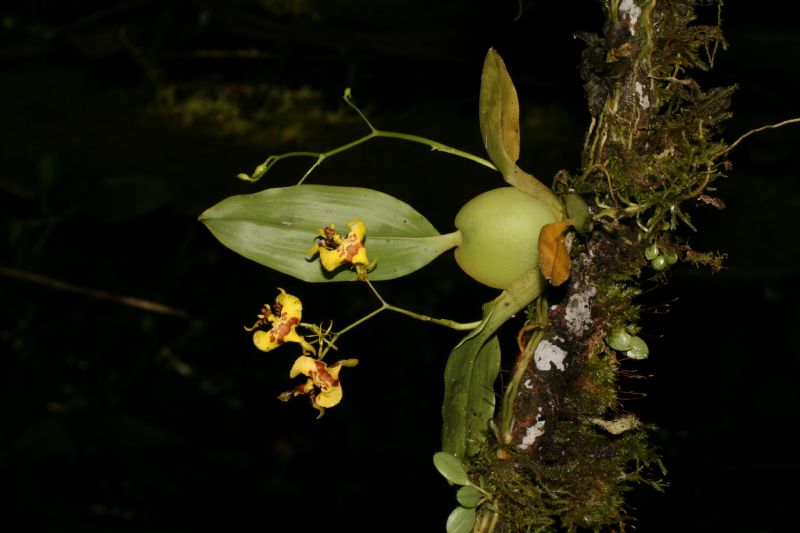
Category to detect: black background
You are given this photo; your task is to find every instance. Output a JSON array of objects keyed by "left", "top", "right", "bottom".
[{"left": 1, "top": 1, "right": 798, "bottom": 531}]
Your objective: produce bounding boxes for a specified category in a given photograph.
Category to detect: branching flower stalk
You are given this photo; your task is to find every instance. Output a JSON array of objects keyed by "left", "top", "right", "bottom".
[
  {"left": 237, "top": 88, "right": 496, "bottom": 185},
  {"left": 314, "top": 278, "right": 482, "bottom": 360},
  {"left": 246, "top": 275, "right": 481, "bottom": 417}
]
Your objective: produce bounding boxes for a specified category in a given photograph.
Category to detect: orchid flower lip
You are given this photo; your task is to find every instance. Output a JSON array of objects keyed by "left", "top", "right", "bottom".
[
  {"left": 307, "top": 219, "right": 370, "bottom": 275},
  {"left": 281, "top": 355, "right": 359, "bottom": 417},
  {"left": 248, "top": 288, "right": 314, "bottom": 354}
]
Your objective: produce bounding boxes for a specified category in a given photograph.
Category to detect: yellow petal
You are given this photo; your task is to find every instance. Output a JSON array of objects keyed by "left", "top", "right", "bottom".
[
  {"left": 319, "top": 248, "right": 344, "bottom": 271},
  {"left": 327, "top": 359, "right": 359, "bottom": 381},
  {"left": 346, "top": 219, "right": 366, "bottom": 241},
  {"left": 306, "top": 242, "right": 321, "bottom": 258},
  {"left": 350, "top": 246, "right": 369, "bottom": 266},
  {"left": 289, "top": 355, "right": 319, "bottom": 378},
  {"left": 315, "top": 385, "right": 343, "bottom": 408},
  {"left": 253, "top": 330, "right": 279, "bottom": 352},
  {"left": 283, "top": 329, "right": 315, "bottom": 354},
  {"left": 275, "top": 288, "right": 303, "bottom": 319}
]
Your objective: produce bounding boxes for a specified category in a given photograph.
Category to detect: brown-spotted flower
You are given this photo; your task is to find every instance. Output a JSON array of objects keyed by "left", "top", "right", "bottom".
[
  {"left": 278, "top": 355, "right": 359, "bottom": 417},
  {"left": 307, "top": 219, "right": 369, "bottom": 274},
  {"left": 245, "top": 288, "right": 314, "bottom": 354}
]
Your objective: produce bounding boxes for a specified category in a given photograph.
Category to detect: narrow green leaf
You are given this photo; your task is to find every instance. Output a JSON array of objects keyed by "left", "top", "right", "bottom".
[
  {"left": 446, "top": 506, "right": 477, "bottom": 533},
  {"left": 199, "top": 184, "right": 461, "bottom": 282},
  {"left": 442, "top": 267, "right": 546, "bottom": 458},
  {"left": 479, "top": 48, "right": 520, "bottom": 176},
  {"left": 456, "top": 485, "right": 483, "bottom": 508},
  {"left": 477, "top": 50, "right": 565, "bottom": 219},
  {"left": 442, "top": 333, "right": 501, "bottom": 458},
  {"left": 433, "top": 451, "right": 470, "bottom": 486}
]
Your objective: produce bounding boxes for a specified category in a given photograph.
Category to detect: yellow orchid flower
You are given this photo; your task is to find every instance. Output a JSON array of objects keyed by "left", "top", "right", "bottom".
[
  {"left": 279, "top": 355, "right": 359, "bottom": 417},
  {"left": 307, "top": 219, "right": 369, "bottom": 273},
  {"left": 245, "top": 288, "right": 314, "bottom": 354}
]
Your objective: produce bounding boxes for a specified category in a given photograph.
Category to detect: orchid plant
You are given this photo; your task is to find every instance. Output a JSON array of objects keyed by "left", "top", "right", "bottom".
[
  {"left": 200, "top": 31, "right": 799, "bottom": 526},
  {"left": 200, "top": 50, "right": 581, "bottom": 531}
]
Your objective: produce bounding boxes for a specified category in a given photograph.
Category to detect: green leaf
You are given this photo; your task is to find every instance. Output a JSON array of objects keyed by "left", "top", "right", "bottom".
[
  {"left": 446, "top": 506, "right": 477, "bottom": 533},
  {"left": 199, "top": 184, "right": 461, "bottom": 282},
  {"left": 442, "top": 267, "right": 546, "bottom": 458},
  {"left": 479, "top": 48, "right": 520, "bottom": 176},
  {"left": 477, "top": 49, "right": 564, "bottom": 219},
  {"left": 626, "top": 335, "right": 649, "bottom": 360},
  {"left": 442, "top": 334, "right": 501, "bottom": 458},
  {"left": 565, "top": 192, "right": 590, "bottom": 232},
  {"left": 456, "top": 485, "right": 483, "bottom": 508},
  {"left": 433, "top": 451, "right": 470, "bottom": 486}
]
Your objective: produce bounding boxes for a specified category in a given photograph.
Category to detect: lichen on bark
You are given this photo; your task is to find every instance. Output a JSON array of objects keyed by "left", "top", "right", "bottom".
[{"left": 468, "top": 1, "right": 733, "bottom": 530}]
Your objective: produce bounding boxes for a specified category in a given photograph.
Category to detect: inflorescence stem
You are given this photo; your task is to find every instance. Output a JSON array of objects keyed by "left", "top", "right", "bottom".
[
  {"left": 316, "top": 279, "right": 481, "bottom": 359},
  {"left": 237, "top": 88, "right": 496, "bottom": 184}
]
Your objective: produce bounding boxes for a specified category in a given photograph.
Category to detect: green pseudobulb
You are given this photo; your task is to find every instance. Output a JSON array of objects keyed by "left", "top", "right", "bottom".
[{"left": 454, "top": 187, "right": 558, "bottom": 289}]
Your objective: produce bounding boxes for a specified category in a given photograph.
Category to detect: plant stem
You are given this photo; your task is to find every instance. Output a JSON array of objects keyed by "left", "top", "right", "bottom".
[
  {"left": 365, "top": 279, "right": 481, "bottom": 330},
  {"left": 237, "top": 88, "right": 497, "bottom": 184},
  {"left": 316, "top": 278, "right": 481, "bottom": 358},
  {"left": 383, "top": 302, "right": 482, "bottom": 330},
  {"left": 318, "top": 306, "right": 384, "bottom": 359},
  {"left": 375, "top": 131, "right": 497, "bottom": 172},
  {"left": 498, "top": 296, "right": 548, "bottom": 444}
]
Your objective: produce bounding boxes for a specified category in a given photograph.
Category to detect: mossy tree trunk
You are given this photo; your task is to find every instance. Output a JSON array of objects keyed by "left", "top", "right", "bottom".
[{"left": 471, "top": 1, "right": 731, "bottom": 530}]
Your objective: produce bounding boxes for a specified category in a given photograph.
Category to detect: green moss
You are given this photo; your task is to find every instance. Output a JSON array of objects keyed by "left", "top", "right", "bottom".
[
  {"left": 577, "top": 0, "right": 734, "bottom": 266},
  {"left": 594, "top": 281, "right": 641, "bottom": 330},
  {"left": 466, "top": 418, "right": 664, "bottom": 531}
]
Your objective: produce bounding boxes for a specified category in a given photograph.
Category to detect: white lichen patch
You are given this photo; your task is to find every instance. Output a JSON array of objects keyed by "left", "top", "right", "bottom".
[
  {"left": 635, "top": 81, "right": 650, "bottom": 109},
  {"left": 518, "top": 407, "right": 545, "bottom": 450},
  {"left": 565, "top": 284, "right": 596, "bottom": 336},
  {"left": 620, "top": 0, "right": 641, "bottom": 35},
  {"left": 535, "top": 340, "right": 567, "bottom": 371}
]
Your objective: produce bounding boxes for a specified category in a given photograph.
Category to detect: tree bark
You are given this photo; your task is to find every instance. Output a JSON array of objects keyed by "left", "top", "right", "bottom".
[{"left": 472, "top": 1, "right": 732, "bottom": 529}]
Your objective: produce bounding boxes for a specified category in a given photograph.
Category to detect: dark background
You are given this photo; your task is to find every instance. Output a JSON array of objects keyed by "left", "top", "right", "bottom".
[{"left": 1, "top": 1, "right": 798, "bottom": 531}]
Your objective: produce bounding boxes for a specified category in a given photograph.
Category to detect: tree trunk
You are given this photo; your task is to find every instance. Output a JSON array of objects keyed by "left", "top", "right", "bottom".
[{"left": 472, "top": 1, "right": 731, "bottom": 529}]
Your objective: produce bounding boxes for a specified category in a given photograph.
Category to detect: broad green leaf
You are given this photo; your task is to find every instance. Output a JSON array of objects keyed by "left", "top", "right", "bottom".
[
  {"left": 199, "top": 184, "right": 461, "bottom": 282},
  {"left": 442, "top": 267, "right": 546, "bottom": 458},
  {"left": 433, "top": 451, "right": 470, "bottom": 486},
  {"left": 456, "top": 485, "right": 483, "bottom": 508},
  {"left": 446, "top": 506, "right": 476, "bottom": 533},
  {"left": 479, "top": 48, "right": 520, "bottom": 176}
]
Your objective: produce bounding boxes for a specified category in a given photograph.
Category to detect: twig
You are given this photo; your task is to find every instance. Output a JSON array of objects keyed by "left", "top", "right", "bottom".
[{"left": 0, "top": 265, "right": 188, "bottom": 318}]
